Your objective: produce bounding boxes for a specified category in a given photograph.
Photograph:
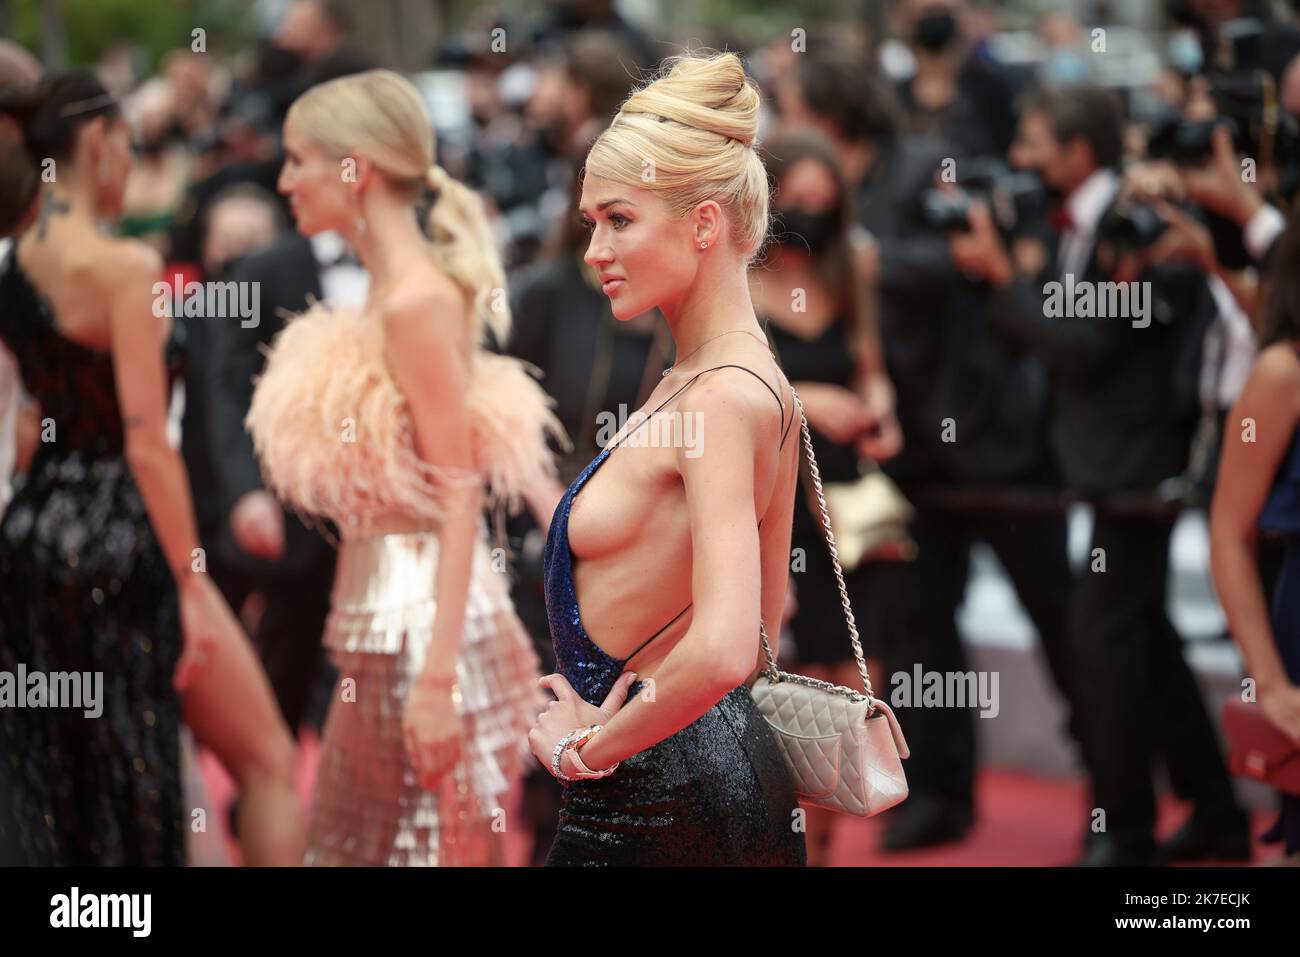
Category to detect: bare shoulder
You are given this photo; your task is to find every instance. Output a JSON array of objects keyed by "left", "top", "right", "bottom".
[
  {"left": 93, "top": 237, "right": 163, "bottom": 289},
  {"left": 674, "top": 362, "right": 787, "bottom": 447},
  {"left": 382, "top": 264, "right": 465, "bottom": 340},
  {"left": 1243, "top": 341, "right": 1300, "bottom": 415}
]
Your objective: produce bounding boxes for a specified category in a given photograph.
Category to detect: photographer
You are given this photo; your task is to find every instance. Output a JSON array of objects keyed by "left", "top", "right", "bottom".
[
  {"left": 953, "top": 84, "right": 1249, "bottom": 865},
  {"left": 779, "top": 53, "right": 1073, "bottom": 852}
]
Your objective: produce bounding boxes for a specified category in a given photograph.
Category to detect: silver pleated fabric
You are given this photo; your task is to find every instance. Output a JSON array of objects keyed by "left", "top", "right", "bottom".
[{"left": 304, "top": 516, "right": 545, "bottom": 866}]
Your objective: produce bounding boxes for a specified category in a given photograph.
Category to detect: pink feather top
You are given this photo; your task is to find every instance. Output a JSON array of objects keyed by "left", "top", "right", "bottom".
[{"left": 245, "top": 301, "right": 569, "bottom": 533}]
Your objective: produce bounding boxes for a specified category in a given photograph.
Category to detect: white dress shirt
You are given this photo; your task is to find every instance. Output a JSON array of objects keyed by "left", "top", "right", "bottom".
[
  {"left": 310, "top": 231, "right": 370, "bottom": 310},
  {"left": 1056, "top": 167, "right": 1121, "bottom": 281}
]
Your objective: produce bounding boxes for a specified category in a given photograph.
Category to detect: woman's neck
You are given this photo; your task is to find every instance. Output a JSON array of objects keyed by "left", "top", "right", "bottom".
[
  {"left": 659, "top": 255, "right": 766, "bottom": 363},
  {"left": 352, "top": 195, "right": 430, "bottom": 305},
  {"left": 24, "top": 181, "right": 100, "bottom": 245}
]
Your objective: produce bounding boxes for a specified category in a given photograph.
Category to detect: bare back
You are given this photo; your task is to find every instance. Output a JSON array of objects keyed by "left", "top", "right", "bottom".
[
  {"left": 17, "top": 222, "right": 170, "bottom": 355},
  {"left": 565, "top": 337, "right": 800, "bottom": 678}
]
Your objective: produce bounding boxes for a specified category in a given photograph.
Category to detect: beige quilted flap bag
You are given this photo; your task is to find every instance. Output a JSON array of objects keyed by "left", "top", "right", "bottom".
[{"left": 751, "top": 388, "right": 910, "bottom": 817}]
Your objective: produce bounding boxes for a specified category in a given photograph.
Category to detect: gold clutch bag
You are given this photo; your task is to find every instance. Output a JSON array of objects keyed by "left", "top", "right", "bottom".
[{"left": 818, "top": 466, "right": 916, "bottom": 570}]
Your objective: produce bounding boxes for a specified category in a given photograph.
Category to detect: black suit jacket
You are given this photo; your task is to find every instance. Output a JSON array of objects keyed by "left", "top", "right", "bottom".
[
  {"left": 986, "top": 194, "right": 1214, "bottom": 495},
  {"left": 861, "top": 136, "right": 1050, "bottom": 486},
  {"left": 207, "top": 233, "right": 334, "bottom": 578}
]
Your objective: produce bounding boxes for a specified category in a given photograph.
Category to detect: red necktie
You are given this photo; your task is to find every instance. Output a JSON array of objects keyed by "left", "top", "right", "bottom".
[{"left": 1048, "top": 205, "right": 1074, "bottom": 232}]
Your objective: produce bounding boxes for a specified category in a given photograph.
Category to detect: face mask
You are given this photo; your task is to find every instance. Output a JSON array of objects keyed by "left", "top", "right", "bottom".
[
  {"left": 776, "top": 206, "right": 843, "bottom": 254},
  {"left": 1167, "top": 29, "right": 1204, "bottom": 76},
  {"left": 1043, "top": 49, "right": 1089, "bottom": 85},
  {"left": 915, "top": 10, "right": 958, "bottom": 52}
]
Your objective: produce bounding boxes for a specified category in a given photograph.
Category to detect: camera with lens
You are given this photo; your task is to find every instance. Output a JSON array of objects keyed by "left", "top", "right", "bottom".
[
  {"left": 920, "top": 158, "right": 1046, "bottom": 235},
  {"left": 1095, "top": 198, "right": 1170, "bottom": 253},
  {"left": 1149, "top": 16, "right": 1300, "bottom": 199},
  {"left": 1147, "top": 77, "right": 1299, "bottom": 190}
]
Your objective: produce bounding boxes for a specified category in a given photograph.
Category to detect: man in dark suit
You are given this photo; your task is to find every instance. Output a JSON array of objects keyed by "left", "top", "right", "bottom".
[
  {"left": 207, "top": 230, "right": 368, "bottom": 739},
  {"left": 953, "top": 85, "right": 1250, "bottom": 865}
]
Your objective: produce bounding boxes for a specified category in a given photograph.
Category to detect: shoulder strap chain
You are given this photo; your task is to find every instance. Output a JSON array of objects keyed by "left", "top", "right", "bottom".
[{"left": 757, "top": 388, "right": 875, "bottom": 702}]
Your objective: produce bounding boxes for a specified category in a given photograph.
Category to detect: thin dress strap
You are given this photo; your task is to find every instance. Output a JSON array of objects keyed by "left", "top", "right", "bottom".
[{"left": 617, "top": 362, "right": 792, "bottom": 666}]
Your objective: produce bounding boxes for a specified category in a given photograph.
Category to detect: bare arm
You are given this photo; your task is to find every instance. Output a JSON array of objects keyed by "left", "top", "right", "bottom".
[
  {"left": 13, "top": 397, "right": 38, "bottom": 474},
  {"left": 521, "top": 474, "right": 565, "bottom": 537},
  {"left": 575, "top": 377, "right": 778, "bottom": 771},
  {"left": 1209, "top": 343, "right": 1300, "bottom": 695},
  {"left": 383, "top": 282, "right": 484, "bottom": 681},
  {"left": 107, "top": 245, "right": 204, "bottom": 590}
]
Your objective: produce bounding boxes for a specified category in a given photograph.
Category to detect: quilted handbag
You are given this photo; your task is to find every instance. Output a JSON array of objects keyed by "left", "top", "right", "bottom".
[{"left": 751, "top": 389, "right": 910, "bottom": 817}]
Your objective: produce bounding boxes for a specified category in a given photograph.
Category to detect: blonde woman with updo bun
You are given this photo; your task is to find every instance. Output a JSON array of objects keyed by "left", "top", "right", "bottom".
[
  {"left": 246, "top": 70, "right": 567, "bottom": 866},
  {"left": 528, "top": 52, "right": 807, "bottom": 865}
]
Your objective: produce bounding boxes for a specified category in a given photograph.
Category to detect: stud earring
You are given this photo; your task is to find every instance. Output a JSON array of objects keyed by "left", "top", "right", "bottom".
[{"left": 699, "top": 240, "right": 708, "bottom": 249}]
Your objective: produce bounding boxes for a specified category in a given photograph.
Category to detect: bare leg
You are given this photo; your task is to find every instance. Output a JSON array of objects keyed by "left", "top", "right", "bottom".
[{"left": 183, "top": 625, "right": 305, "bottom": 866}]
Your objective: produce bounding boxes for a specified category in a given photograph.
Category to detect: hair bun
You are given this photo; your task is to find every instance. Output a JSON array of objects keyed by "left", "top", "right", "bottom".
[{"left": 619, "top": 52, "right": 759, "bottom": 148}]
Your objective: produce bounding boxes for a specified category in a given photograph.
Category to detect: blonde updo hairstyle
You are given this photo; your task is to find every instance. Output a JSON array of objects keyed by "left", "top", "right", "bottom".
[
  {"left": 286, "top": 69, "right": 508, "bottom": 346},
  {"left": 585, "top": 51, "right": 770, "bottom": 260}
]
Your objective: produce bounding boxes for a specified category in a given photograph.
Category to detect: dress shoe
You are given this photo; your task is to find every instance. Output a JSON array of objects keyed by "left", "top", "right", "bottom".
[
  {"left": 1155, "top": 810, "right": 1252, "bottom": 864},
  {"left": 881, "top": 796, "right": 972, "bottom": 852},
  {"left": 1072, "top": 835, "right": 1156, "bottom": 867}
]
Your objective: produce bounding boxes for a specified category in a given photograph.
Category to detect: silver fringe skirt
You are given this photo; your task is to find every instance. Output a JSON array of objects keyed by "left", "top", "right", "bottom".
[{"left": 304, "top": 518, "right": 545, "bottom": 866}]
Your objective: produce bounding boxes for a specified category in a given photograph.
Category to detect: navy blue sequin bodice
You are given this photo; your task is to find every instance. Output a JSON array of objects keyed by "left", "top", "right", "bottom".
[
  {"left": 543, "top": 442, "right": 628, "bottom": 706},
  {"left": 542, "top": 363, "right": 796, "bottom": 706}
]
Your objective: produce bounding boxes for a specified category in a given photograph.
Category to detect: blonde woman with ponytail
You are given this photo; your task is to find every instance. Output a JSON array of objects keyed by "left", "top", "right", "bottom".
[
  {"left": 247, "top": 69, "right": 567, "bottom": 866},
  {"left": 528, "top": 52, "right": 807, "bottom": 865}
]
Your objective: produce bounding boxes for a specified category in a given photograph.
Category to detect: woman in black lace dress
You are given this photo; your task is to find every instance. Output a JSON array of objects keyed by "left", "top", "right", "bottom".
[{"left": 0, "top": 72, "right": 301, "bottom": 865}]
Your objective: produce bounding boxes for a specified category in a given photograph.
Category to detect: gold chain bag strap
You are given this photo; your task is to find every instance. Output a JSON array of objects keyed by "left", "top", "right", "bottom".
[{"left": 750, "top": 388, "right": 910, "bottom": 817}]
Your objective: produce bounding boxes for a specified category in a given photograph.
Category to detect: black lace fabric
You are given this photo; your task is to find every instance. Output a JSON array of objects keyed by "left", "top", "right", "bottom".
[{"left": 0, "top": 251, "right": 186, "bottom": 865}]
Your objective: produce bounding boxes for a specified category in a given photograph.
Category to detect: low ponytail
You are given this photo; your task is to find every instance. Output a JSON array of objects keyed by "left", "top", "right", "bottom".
[
  {"left": 287, "top": 70, "right": 511, "bottom": 349},
  {"left": 425, "top": 163, "right": 510, "bottom": 349}
]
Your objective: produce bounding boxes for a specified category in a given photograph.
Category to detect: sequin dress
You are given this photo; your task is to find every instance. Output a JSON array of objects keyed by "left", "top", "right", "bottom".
[
  {"left": 542, "top": 364, "right": 806, "bottom": 866},
  {"left": 246, "top": 302, "right": 562, "bottom": 866},
  {"left": 0, "top": 251, "right": 186, "bottom": 866}
]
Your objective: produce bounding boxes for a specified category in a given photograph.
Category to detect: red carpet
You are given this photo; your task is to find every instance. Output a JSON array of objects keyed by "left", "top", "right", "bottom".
[{"left": 198, "top": 736, "right": 1282, "bottom": 866}]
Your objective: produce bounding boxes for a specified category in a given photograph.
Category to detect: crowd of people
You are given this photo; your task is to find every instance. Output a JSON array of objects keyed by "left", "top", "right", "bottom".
[{"left": 1, "top": 0, "right": 1299, "bottom": 867}]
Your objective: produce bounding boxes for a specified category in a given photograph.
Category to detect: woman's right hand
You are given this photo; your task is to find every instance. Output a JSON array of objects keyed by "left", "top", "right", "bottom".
[
  {"left": 175, "top": 575, "right": 238, "bottom": 692},
  {"left": 231, "top": 490, "right": 286, "bottom": 560},
  {"left": 403, "top": 675, "right": 465, "bottom": 790},
  {"left": 799, "top": 383, "right": 870, "bottom": 445},
  {"left": 1259, "top": 683, "right": 1300, "bottom": 745}
]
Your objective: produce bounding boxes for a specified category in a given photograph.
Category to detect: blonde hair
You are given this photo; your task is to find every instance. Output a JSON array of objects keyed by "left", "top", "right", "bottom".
[
  {"left": 585, "top": 51, "right": 769, "bottom": 258},
  {"left": 287, "top": 69, "right": 508, "bottom": 346}
]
